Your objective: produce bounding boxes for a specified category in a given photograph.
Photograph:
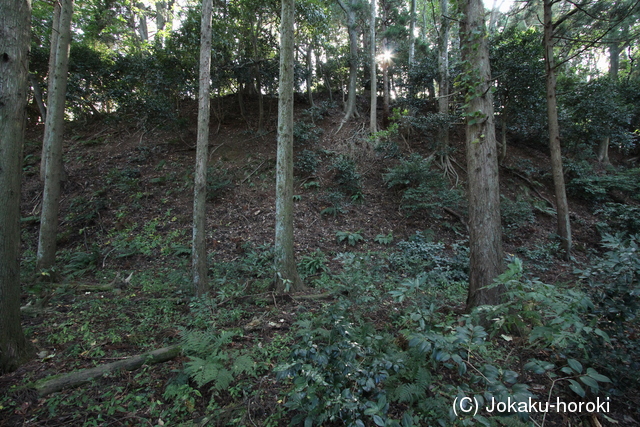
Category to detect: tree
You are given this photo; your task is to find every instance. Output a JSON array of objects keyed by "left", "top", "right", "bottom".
[
  {"left": 460, "top": 0, "right": 504, "bottom": 309},
  {"left": 40, "top": 0, "right": 60, "bottom": 180},
  {"left": 336, "top": 0, "right": 361, "bottom": 132},
  {"left": 370, "top": 0, "right": 377, "bottom": 134},
  {"left": 37, "top": 0, "right": 74, "bottom": 275},
  {"left": 192, "top": 0, "right": 214, "bottom": 296},
  {"left": 543, "top": 0, "right": 572, "bottom": 259},
  {"left": 0, "top": 0, "right": 33, "bottom": 374},
  {"left": 274, "top": 0, "right": 304, "bottom": 293}
]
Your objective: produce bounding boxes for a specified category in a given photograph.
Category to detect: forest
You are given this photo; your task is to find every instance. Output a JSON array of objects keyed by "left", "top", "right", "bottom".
[{"left": 1, "top": 0, "right": 640, "bottom": 425}]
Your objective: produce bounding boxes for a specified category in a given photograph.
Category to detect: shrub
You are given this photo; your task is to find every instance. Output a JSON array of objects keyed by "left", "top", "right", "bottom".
[
  {"left": 293, "top": 121, "right": 323, "bottom": 146},
  {"left": 277, "top": 312, "right": 403, "bottom": 427},
  {"left": 389, "top": 231, "right": 469, "bottom": 281},
  {"left": 501, "top": 195, "right": 535, "bottom": 230},
  {"left": 206, "top": 164, "right": 233, "bottom": 201},
  {"left": 294, "top": 149, "right": 320, "bottom": 176},
  {"left": 330, "top": 155, "right": 361, "bottom": 197},
  {"left": 383, "top": 154, "right": 466, "bottom": 218}
]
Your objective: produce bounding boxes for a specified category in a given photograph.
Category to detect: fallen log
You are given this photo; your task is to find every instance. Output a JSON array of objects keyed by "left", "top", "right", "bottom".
[{"left": 34, "top": 345, "right": 181, "bottom": 396}]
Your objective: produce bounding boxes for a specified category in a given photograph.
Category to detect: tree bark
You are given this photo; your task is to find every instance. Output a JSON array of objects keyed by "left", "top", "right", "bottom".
[
  {"left": 40, "top": 0, "right": 60, "bottom": 181},
  {"left": 29, "top": 73, "right": 47, "bottom": 122},
  {"left": 192, "top": 0, "right": 213, "bottom": 296},
  {"left": 36, "top": 0, "right": 73, "bottom": 274},
  {"left": 34, "top": 345, "right": 181, "bottom": 396},
  {"left": 409, "top": 0, "right": 416, "bottom": 67},
  {"left": 370, "top": 0, "right": 377, "bottom": 135},
  {"left": 382, "top": 37, "right": 390, "bottom": 129},
  {"left": 306, "top": 43, "right": 314, "bottom": 107},
  {"left": 275, "top": 0, "right": 304, "bottom": 293},
  {"left": 438, "top": 0, "right": 450, "bottom": 149},
  {"left": 336, "top": 0, "right": 360, "bottom": 132},
  {"left": 544, "top": 0, "right": 572, "bottom": 259},
  {"left": 0, "top": 0, "right": 33, "bottom": 374},
  {"left": 460, "top": 0, "right": 504, "bottom": 310}
]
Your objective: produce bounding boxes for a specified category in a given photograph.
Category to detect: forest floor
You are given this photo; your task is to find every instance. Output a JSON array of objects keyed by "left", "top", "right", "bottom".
[{"left": 1, "top": 95, "right": 638, "bottom": 426}]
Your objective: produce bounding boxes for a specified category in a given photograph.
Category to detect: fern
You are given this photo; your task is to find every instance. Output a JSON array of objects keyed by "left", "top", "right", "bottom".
[{"left": 179, "top": 329, "right": 256, "bottom": 391}]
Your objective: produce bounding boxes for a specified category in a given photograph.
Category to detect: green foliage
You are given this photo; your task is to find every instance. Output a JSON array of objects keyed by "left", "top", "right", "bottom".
[
  {"left": 277, "top": 311, "right": 403, "bottom": 427},
  {"left": 388, "top": 232, "right": 469, "bottom": 282},
  {"left": 383, "top": 154, "right": 465, "bottom": 218},
  {"left": 295, "top": 149, "right": 320, "bottom": 176},
  {"left": 293, "top": 121, "right": 323, "bottom": 146},
  {"left": 578, "top": 233, "right": 640, "bottom": 324},
  {"left": 559, "top": 77, "right": 635, "bottom": 152},
  {"left": 298, "top": 250, "right": 329, "bottom": 276},
  {"left": 595, "top": 203, "right": 640, "bottom": 234},
  {"left": 65, "top": 194, "right": 107, "bottom": 228},
  {"left": 565, "top": 160, "right": 640, "bottom": 202},
  {"left": 336, "top": 230, "right": 364, "bottom": 246},
  {"left": 475, "top": 258, "right": 606, "bottom": 350},
  {"left": 374, "top": 233, "right": 394, "bottom": 245},
  {"left": 180, "top": 329, "right": 256, "bottom": 391},
  {"left": 63, "top": 246, "right": 101, "bottom": 278},
  {"left": 500, "top": 195, "right": 535, "bottom": 231},
  {"left": 330, "top": 155, "right": 362, "bottom": 197},
  {"left": 206, "top": 164, "right": 233, "bottom": 201},
  {"left": 490, "top": 28, "right": 546, "bottom": 143}
]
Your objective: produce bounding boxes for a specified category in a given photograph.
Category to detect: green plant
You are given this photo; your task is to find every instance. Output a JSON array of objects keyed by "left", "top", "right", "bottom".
[
  {"left": 374, "top": 233, "right": 394, "bottom": 245},
  {"left": 295, "top": 149, "right": 320, "bottom": 175},
  {"left": 388, "top": 232, "right": 469, "bottom": 282},
  {"left": 330, "top": 155, "right": 361, "bottom": 196},
  {"left": 336, "top": 230, "right": 364, "bottom": 246},
  {"left": 293, "top": 121, "right": 323, "bottom": 146},
  {"left": 63, "top": 246, "right": 101, "bottom": 278},
  {"left": 298, "top": 250, "right": 329, "bottom": 276},
  {"left": 206, "top": 164, "right": 233, "bottom": 200},
  {"left": 277, "top": 312, "right": 403, "bottom": 427},
  {"left": 475, "top": 258, "right": 607, "bottom": 350},
  {"left": 595, "top": 203, "right": 640, "bottom": 234},
  {"left": 384, "top": 154, "right": 466, "bottom": 218},
  {"left": 501, "top": 195, "right": 535, "bottom": 230}
]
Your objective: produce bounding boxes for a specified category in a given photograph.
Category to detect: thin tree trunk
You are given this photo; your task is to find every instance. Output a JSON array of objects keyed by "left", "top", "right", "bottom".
[
  {"left": 609, "top": 41, "right": 620, "bottom": 81},
  {"left": 409, "top": 0, "right": 416, "bottom": 67},
  {"left": 370, "top": 0, "right": 377, "bottom": 134},
  {"left": 29, "top": 73, "right": 47, "bottom": 122},
  {"left": 0, "top": 0, "right": 34, "bottom": 374},
  {"left": 438, "top": 0, "right": 450, "bottom": 150},
  {"left": 192, "top": 0, "right": 213, "bottom": 296},
  {"left": 306, "top": 43, "right": 314, "bottom": 107},
  {"left": 275, "top": 0, "right": 304, "bottom": 293},
  {"left": 36, "top": 0, "right": 73, "bottom": 274},
  {"left": 544, "top": 0, "right": 572, "bottom": 259},
  {"left": 461, "top": 0, "right": 504, "bottom": 310},
  {"left": 336, "top": 0, "right": 359, "bottom": 132},
  {"left": 40, "top": 0, "right": 60, "bottom": 181},
  {"left": 382, "top": 37, "right": 390, "bottom": 129}
]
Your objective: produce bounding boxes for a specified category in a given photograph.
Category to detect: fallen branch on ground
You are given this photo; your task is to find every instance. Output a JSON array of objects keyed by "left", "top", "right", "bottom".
[{"left": 33, "top": 345, "right": 181, "bottom": 396}]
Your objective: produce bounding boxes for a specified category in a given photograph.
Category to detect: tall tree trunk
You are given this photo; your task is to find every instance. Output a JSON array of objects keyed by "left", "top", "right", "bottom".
[
  {"left": 137, "top": 2, "right": 148, "bottom": 42},
  {"left": 307, "top": 43, "right": 314, "bottom": 107},
  {"left": 336, "top": 0, "right": 360, "bottom": 132},
  {"left": 192, "top": 0, "right": 213, "bottom": 296},
  {"left": 36, "top": 0, "right": 73, "bottom": 274},
  {"left": 0, "top": 0, "right": 34, "bottom": 374},
  {"left": 460, "top": 0, "right": 504, "bottom": 310},
  {"left": 40, "top": 0, "right": 60, "bottom": 181},
  {"left": 408, "top": 0, "right": 416, "bottom": 67},
  {"left": 29, "top": 73, "right": 47, "bottom": 122},
  {"left": 438, "top": 0, "right": 450, "bottom": 150},
  {"left": 370, "top": 0, "right": 377, "bottom": 134},
  {"left": 275, "top": 0, "right": 303, "bottom": 293},
  {"left": 544, "top": 0, "right": 572, "bottom": 259},
  {"left": 381, "top": 37, "right": 390, "bottom": 129},
  {"left": 609, "top": 41, "right": 620, "bottom": 81}
]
